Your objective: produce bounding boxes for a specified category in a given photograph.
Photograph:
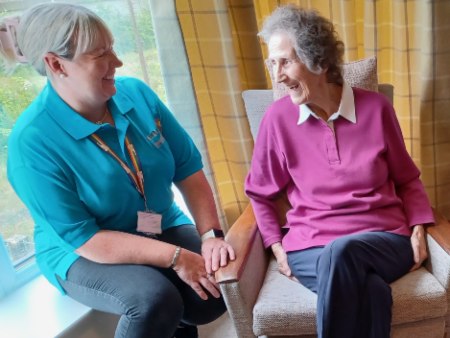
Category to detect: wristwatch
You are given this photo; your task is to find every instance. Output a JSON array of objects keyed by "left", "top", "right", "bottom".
[{"left": 201, "top": 228, "right": 224, "bottom": 242}]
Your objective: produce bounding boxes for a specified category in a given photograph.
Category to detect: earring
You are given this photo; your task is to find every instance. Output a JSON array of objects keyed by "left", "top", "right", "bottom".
[{"left": 59, "top": 73, "right": 66, "bottom": 79}]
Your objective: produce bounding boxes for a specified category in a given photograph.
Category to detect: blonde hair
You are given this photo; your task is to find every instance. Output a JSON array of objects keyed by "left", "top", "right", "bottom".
[{"left": 17, "top": 2, "right": 113, "bottom": 76}]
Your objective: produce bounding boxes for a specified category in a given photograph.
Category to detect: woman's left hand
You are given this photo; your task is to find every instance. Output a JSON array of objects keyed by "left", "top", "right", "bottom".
[
  {"left": 201, "top": 238, "right": 235, "bottom": 276},
  {"left": 410, "top": 224, "right": 427, "bottom": 271}
]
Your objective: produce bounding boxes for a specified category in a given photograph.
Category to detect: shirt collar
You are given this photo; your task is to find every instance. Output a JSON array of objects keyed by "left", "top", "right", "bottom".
[
  {"left": 297, "top": 81, "right": 356, "bottom": 125},
  {"left": 44, "top": 81, "right": 134, "bottom": 140}
]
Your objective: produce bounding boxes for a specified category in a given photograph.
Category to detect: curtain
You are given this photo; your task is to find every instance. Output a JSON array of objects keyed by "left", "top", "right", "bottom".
[
  {"left": 175, "top": 0, "right": 266, "bottom": 229},
  {"left": 176, "top": 0, "right": 450, "bottom": 221},
  {"left": 146, "top": 0, "right": 224, "bottom": 226}
]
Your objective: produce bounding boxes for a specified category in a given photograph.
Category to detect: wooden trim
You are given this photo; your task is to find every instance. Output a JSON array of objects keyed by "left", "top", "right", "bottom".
[
  {"left": 215, "top": 204, "right": 259, "bottom": 283},
  {"left": 427, "top": 209, "right": 450, "bottom": 256}
]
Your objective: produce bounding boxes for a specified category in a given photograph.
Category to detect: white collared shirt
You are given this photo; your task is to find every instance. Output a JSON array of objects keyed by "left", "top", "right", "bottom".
[{"left": 297, "top": 82, "right": 356, "bottom": 131}]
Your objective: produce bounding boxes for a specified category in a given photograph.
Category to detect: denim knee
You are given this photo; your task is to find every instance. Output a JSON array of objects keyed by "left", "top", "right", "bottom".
[{"left": 124, "top": 279, "right": 184, "bottom": 322}]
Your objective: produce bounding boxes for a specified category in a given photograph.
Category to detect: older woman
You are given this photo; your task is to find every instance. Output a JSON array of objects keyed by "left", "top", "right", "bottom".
[
  {"left": 245, "top": 5, "right": 434, "bottom": 338},
  {"left": 6, "top": 3, "right": 234, "bottom": 338}
]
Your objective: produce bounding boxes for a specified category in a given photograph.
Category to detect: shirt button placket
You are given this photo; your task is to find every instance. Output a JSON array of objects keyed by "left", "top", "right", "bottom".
[{"left": 324, "top": 126, "right": 340, "bottom": 164}]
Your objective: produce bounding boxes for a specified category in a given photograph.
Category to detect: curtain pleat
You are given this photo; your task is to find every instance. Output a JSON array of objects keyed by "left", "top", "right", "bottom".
[
  {"left": 176, "top": 0, "right": 450, "bottom": 221},
  {"left": 175, "top": 0, "right": 265, "bottom": 228},
  {"left": 424, "top": 1, "right": 450, "bottom": 217},
  {"left": 147, "top": 0, "right": 227, "bottom": 226}
]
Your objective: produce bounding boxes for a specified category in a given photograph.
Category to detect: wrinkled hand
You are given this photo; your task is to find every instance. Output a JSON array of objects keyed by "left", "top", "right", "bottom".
[
  {"left": 271, "top": 242, "right": 292, "bottom": 277},
  {"left": 410, "top": 224, "right": 428, "bottom": 271},
  {"left": 201, "top": 238, "right": 235, "bottom": 276},
  {"left": 172, "top": 248, "right": 220, "bottom": 300}
]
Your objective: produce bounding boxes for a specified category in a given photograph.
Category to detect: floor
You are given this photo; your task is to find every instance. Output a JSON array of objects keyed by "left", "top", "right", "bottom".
[
  {"left": 198, "top": 312, "right": 237, "bottom": 338},
  {"left": 58, "top": 310, "right": 238, "bottom": 338}
]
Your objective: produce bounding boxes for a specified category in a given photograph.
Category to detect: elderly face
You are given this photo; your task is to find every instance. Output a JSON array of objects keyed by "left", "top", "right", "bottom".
[{"left": 267, "top": 32, "right": 323, "bottom": 106}]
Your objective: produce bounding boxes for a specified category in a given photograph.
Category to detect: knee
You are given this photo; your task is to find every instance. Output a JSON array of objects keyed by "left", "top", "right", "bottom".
[
  {"left": 319, "top": 236, "right": 361, "bottom": 270},
  {"left": 125, "top": 280, "right": 183, "bottom": 323}
]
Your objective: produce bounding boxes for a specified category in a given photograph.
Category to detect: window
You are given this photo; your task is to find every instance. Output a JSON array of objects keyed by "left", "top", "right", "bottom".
[
  {"left": 0, "top": 0, "right": 172, "bottom": 296},
  {"left": 0, "top": 64, "right": 42, "bottom": 297}
]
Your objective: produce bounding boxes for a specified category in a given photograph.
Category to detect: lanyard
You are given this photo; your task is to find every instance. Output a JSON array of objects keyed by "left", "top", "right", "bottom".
[{"left": 90, "top": 133, "right": 149, "bottom": 211}]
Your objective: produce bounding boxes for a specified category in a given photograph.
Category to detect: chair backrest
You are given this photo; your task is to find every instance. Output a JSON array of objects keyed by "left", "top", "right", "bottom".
[{"left": 242, "top": 89, "right": 274, "bottom": 140}]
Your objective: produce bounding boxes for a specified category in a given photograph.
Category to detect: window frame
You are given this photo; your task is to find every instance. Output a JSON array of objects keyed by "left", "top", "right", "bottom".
[
  {"left": 0, "top": 0, "right": 53, "bottom": 299},
  {"left": 0, "top": 236, "right": 39, "bottom": 298}
]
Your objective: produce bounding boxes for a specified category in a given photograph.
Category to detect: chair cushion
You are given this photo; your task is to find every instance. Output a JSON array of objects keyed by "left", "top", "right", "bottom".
[
  {"left": 265, "top": 56, "right": 378, "bottom": 101},
  {"left": 391, "top": 268, "right": 448, "bottom": 325},
  {"left": 253, "top": 259, "right": 317, "bottom": 336},
  {"left": 252, "top": 258, "right": 447, "bottom": 337}
]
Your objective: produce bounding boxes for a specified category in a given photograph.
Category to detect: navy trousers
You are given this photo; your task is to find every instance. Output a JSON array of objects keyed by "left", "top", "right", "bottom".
[
  {"left": 287, "top": 231, "right": 414, "bottom": 338},
  {"left": 57, "top": 225, "right": 225, "bottom": 338}
]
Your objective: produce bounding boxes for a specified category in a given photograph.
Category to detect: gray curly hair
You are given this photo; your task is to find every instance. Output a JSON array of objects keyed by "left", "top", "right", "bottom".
[
  {"left": 258, "top": 5, "right": 345, "bottom": 85},
  {"left": 16, "top": 2, "right": 112, "bottom": 76}
]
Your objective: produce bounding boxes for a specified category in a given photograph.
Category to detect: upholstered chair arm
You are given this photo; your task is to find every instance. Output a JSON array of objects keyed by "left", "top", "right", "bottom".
[
  {"left": 426, "top": 209, "right": 450, "bottom": 286},
  {"left": 216, "top": 204, "right": 269, "bottom": 338},
  {"left": 427, "top": 209, "right": 450, "bottom": 257},
  {"left": 425, "top": 209, "right": 450, "bottom": 335}
]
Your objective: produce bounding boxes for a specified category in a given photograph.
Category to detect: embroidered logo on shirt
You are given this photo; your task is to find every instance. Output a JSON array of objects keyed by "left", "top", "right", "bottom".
[{"left": 147, "top": 130, "right": 165, "bottom": 148}]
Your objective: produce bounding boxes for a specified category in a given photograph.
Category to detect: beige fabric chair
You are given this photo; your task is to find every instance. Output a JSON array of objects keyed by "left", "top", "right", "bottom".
[{"left": 216, "top": 86, "right": 450, "bottom": 338}]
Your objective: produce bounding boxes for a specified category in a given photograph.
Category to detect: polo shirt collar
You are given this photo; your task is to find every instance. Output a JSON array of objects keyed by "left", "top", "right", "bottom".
[
  {"left": 297, "top": 81, "right": 356, "bottom": 125},
  {"left": 44, "top": 81, "right": 134, "bottom": 140}
]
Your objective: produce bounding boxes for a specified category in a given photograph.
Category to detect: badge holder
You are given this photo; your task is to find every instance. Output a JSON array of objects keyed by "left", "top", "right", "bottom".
[{"left": 137, "top": 210, "right": 162, "bottom": 236}]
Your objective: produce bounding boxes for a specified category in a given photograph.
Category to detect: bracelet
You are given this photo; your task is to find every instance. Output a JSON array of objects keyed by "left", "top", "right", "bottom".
[{"left": 170, "top": 246, "right": 181, "bottom": 269}]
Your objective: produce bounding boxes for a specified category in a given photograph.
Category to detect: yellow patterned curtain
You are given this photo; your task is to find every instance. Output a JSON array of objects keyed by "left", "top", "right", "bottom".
[
  {"left": 175, "top": 0, "right": 266, "bottom": 229},
  {"left": 176, "top": 0, "right": 450, "bottom": 222}
]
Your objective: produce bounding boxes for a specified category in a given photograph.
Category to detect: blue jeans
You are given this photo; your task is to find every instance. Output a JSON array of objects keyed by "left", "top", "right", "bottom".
[
  {"left": 287, "top": 231, "right": 414, "bottom": 338},
  {"left": 57, "top": 225, "right": 225, "bottom": 338}
]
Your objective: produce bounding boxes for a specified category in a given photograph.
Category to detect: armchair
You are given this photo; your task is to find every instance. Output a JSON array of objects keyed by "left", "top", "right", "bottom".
[{"left": 216, "top": 86, "right": 450, "bottom": 338}]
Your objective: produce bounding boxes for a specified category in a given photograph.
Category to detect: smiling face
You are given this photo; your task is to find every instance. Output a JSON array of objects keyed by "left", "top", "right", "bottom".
[
  {"left": 56, "top": 33, "right": 123, "bottom": 113},
  {"left": 267, "top": 32, "right": 323, "bottom": 106}
]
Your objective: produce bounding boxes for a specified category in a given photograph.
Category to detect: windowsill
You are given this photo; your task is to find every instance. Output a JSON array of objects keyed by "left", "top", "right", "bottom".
[
  {"left": 0, "top": 275, "right": 92, "bottom": 338},
  {"left": 0, "top": 188, "right": 190, "bottom": 338}
]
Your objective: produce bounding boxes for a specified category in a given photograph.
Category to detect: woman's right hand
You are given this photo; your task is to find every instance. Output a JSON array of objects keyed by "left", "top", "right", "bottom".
[
  {"left": 172, "top": 248, "right": 221, "bottom": 300},
  {"left": 271, "top": 242, "right": 292, "bottom": 277}
]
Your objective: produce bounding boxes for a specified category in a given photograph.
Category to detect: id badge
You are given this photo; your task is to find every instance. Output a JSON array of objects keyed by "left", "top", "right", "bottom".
[{"left": 137, "top": 211, "right": 162, "bottom": 235}]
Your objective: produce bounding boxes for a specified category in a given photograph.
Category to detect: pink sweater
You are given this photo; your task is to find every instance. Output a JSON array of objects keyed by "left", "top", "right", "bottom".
[{"left": 245, "top": 87, "right": 434, "bottom": 252}]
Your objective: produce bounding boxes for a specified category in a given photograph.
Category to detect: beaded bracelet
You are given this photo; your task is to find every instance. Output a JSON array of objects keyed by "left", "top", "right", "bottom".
[{"left": 170, "top": 246, "right": 181, "bottom": 269}]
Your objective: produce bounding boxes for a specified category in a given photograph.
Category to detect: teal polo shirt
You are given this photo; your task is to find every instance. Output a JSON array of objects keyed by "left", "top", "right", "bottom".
[{"left": 7, "top": 77, "right": 202, "bottom": 293}]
